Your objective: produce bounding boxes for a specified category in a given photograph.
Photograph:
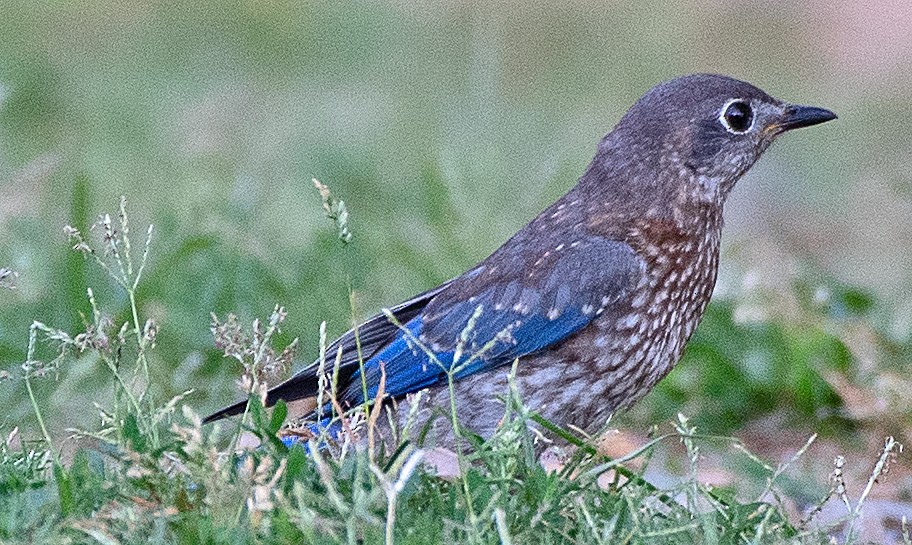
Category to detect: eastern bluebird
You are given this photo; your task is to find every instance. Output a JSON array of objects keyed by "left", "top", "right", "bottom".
[{"left": 204, "top": 74, "right": 836, "bottom": 449}]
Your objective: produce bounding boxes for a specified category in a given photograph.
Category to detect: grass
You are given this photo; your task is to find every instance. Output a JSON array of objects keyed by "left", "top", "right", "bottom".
[
  {"left": 0, "top": 195, "right": 907, "bottom": 545},
  {"left": 1, "top": 4, "right": 910, "bottom": 541},
  {"left": 3, "top": 0, "right": 910, "bottom": 456}
]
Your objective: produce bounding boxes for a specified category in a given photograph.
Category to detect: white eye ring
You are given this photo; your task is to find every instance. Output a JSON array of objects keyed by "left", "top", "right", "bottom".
[{"left": 718, "top": 98, "right": 755, "bottom": 134}]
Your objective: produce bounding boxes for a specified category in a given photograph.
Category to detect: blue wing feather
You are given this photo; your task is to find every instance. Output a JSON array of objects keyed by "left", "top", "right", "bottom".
[
  {"left": 339, "top": 236, "right": 640, "bottom": 408},
  {"left": 350, "top": 317, "right": 449, "bottom": 400}
]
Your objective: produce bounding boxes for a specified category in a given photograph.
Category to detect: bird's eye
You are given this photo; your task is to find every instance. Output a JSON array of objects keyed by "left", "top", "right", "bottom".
[{"left": 720, "top": 100, "right": 754, "bottom": 133}]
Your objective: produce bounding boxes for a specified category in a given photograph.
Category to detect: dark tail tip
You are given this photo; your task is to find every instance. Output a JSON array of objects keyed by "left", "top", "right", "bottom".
[
  {"left": 203, "top": 373, "right": 321, "bottom": 425},
  {"left": 202, "top": 398, "right": 249, "bottom": 425}
]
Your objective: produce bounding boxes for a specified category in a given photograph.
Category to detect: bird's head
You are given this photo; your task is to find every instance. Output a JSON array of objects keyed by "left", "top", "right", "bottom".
[{"left": 592, "top": 74, "right": 836, "bottom": 206}]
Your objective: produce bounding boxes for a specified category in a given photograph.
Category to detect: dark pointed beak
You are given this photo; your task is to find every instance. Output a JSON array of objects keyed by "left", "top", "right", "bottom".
[{"left": 771, "top": 104, "right": 837, "bottom": 133}]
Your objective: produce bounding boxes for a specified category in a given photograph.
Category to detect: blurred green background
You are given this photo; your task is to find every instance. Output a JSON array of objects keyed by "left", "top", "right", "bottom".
[{"left": 1, "top": 0, "right": 911, "bottom": 448}]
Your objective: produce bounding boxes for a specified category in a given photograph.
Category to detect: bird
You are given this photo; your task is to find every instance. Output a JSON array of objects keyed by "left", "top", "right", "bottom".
[{"left": 204, "top": 74, "right": 836, "bottom": 450}]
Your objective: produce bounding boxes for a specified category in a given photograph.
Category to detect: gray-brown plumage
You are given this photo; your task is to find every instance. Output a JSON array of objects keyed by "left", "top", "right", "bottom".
[{"left": 205, "top": 74, "right": 836, "bottom": 449}]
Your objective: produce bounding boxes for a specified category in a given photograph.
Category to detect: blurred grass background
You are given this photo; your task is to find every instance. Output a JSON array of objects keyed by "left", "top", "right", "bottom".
[{"left": 1, "top": 0, "right": 912, "bottom": 457}]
